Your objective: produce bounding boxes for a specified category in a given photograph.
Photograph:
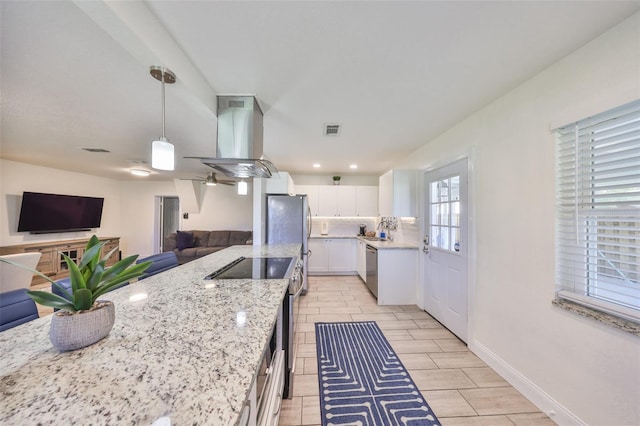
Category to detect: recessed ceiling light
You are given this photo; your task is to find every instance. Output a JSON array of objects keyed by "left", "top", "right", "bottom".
[
  {"left": 130, "top": 169, "right": 151, "bottom": 177},
  {"left": 350, "top": 164, "right": 358, "bottom": 169},
  {"left": 313, "top": 163, "right": 321, "bottom": 168}
]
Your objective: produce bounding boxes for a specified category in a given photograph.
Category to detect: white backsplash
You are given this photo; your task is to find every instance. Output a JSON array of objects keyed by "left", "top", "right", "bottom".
[
  {"left": 311, "top": 217, "right": 376, "bottom": 237},
  {"left": 393, "top": 217, "right": 420, "bottom": 245},
  {"left": 311, "top": 216, "right": 420, "bottom": 245}
]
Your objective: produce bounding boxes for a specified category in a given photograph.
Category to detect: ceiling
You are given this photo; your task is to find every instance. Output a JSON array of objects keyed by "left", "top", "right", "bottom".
[{"left": 1, "top": 1, "right": 639, "bottom": 181}]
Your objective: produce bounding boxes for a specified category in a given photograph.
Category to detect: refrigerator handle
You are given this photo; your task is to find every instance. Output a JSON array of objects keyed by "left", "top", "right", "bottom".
[{"left": 307, "top": 206, "right": 312, "bottom": 238}]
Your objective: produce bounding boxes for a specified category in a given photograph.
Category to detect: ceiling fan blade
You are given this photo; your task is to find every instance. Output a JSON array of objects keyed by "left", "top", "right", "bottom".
[{"left": 220, "top": 181, "right": 235, "bottom": 186}]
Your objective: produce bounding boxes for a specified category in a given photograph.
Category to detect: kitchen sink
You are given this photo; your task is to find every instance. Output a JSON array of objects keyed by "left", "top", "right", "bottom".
[{"left": 360, "top": 236, "right": 382, "bottom": 241}]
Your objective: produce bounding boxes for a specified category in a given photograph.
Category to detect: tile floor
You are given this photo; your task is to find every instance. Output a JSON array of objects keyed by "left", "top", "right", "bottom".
[{"left": 279, "top": 275, "right": 555, "bottom": 426}]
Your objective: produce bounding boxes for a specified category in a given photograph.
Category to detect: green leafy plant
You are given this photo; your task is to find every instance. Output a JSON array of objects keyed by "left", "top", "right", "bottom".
[
  {"left": 1, "top": 236, "right": 151, "bottom": 313},
  {"left": 333, "top": 176, "right": 341, "bottom": 181}
]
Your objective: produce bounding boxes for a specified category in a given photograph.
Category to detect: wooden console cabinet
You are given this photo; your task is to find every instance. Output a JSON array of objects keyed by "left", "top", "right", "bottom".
[{"left": 0, "top": 237, "right": 120, "bottom": 287}]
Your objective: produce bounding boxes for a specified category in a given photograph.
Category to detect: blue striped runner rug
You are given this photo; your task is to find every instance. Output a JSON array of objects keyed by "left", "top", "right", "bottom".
[{"left": 316, "top": 322, "right": 440, "bottom": 426}]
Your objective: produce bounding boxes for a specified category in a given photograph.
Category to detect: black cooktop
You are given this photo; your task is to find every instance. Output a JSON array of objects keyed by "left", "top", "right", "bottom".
[{"left": 205, "top": 257, "right": 294, "bottom": 280}]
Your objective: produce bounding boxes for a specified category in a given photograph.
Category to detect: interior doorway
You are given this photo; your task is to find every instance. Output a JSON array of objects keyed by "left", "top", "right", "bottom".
[
  {"left": 422, "top": 158, "right": 469, "bottom": 342},
  {"left": 155, "top": 196, "right": 179, "bottom": 254}
]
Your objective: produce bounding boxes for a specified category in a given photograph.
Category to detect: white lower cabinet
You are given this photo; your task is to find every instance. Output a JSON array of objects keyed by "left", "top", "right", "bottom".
[
  {"left": 356, "top": 240, "right": 367, "bottom": 282},
  {"left": 308, "top": 238, "right": 356, "bottom": 274},
  {"left": 376, "top": 249, "right": 418, "bottom": 305}
]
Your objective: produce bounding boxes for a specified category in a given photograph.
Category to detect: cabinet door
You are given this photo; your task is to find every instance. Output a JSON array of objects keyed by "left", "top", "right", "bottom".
[
  {"left": 378, "top": 170, "right": 417, "bottom": 217},
  {"left": 296, "top": 185, "right": 319, "bottom": 216},
  {"left": 356, "top": 186, "right": 378, "bottom": 217},
  {"left": 336, "top": 186, "right": 357, "bottom": 217},
  {"left": 328, "top": 239, "right": 356, "bottom": 272},
  {"left": 103, "top": 239, "right": 120, "bottom": 266},
  {"left": 356, "top": 240, "right": 367, "bottom": 281},
  {"left": 308, "top": 239, "right": 328, "bottom": 273},
  {"left": 318, "top": 186, "right": 338, "bottom": 217},
  {"left": 379, "top": 170, "right": 393, "bottom": 217}
]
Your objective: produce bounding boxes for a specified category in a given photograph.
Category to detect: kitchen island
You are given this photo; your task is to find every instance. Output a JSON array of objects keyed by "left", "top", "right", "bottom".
[{"left": 0, "top": 244, "right": 301, "bottom": 425}]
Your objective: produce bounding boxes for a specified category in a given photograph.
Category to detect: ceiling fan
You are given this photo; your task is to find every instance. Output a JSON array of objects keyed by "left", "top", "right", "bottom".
[{"left": 186, "top": 172, "right": 236, "bottom": 186}]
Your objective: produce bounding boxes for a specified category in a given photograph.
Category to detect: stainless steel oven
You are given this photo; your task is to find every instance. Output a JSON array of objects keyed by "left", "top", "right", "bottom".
[{"left": 283, "top": 259, "right": 303, "bottom": 399}]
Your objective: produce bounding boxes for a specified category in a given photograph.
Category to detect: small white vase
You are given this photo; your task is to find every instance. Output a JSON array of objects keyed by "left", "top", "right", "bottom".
[{"left": 49, "top": 301, "right": 115, "bottom": 352}]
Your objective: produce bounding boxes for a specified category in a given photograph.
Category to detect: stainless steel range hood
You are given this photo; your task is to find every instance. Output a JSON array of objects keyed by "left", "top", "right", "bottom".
[{"left": 199, "top": 96, "right": 278, "bottom": 178}]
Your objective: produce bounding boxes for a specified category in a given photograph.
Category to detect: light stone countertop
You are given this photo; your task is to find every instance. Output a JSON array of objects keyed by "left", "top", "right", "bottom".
[{"left": 0, "top": 244, "right": 301, "bottom": 425}]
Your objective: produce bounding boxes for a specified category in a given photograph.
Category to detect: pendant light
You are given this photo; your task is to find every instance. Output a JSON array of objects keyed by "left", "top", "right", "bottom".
[
  {"left": 237, "top": 179, "right": 248, "bottom": 195},
  {"left": 150, "top": 66, "right": 176, "bottom": 170}
]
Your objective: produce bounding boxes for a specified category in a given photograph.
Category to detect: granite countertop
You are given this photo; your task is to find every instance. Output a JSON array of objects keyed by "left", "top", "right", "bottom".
[
  {"left": 0, "top": 244, "right": 301, "bottom": 425},
  {"left": 355, "top": 236, "right": 419, "bottom": 249},
  {"left": 309, "top": 234, "right": 356, "bottom": 239}
]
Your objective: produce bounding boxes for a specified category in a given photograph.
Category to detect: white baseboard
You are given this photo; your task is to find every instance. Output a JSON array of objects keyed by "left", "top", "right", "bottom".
[{"left": 468, "top": 340, "right": 585, "bottom": 426}]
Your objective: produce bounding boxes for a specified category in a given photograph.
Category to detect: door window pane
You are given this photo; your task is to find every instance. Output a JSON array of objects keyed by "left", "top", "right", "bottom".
[
  {"left": 441, "top": 226, "right": 450, "bottom": 250},
  {"left": 451, "top": 201, "right": 460, "bottom": 227},
  {"left": 440, "top": 203, "right": 450, "bottom": 226},
  {"left": 431, "top": 182, "right": 439, "bottom": 203},
  {"left": 451, "top": 176, "right": 460, "bottom": 201},
  {"left": 431, "top": 225, "right": 441, "bottom": 248},
  {"left": 439, "top": 179, "right": 449, "bottom": 202},
  {"left": 451, "top": 227, "right": 460, "bottom": 252}
]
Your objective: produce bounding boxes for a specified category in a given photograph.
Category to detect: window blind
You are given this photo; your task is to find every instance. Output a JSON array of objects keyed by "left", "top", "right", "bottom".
[{"left": 555, "top": 99, "right": 640, "bottom": 323}]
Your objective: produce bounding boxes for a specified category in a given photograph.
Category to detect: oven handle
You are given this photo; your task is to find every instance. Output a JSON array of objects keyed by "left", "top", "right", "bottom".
[{"left": 293, "top": 274, "right": 304, "bottom": 299}]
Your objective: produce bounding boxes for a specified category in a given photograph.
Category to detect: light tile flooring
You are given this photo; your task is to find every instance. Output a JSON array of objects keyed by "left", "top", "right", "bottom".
[{"left": 280, "top": 275, "right": 554, "bottom": 426}]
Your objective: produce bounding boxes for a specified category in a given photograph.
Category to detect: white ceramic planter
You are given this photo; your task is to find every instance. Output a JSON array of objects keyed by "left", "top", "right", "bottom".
[{"left": 49, "top": 301, "right": 115, "bottom": 352}]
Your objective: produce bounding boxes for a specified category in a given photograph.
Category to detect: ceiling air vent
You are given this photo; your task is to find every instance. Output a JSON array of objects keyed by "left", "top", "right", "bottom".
[
  {"left": 80, "top": 147, "right": 111, "bottom": 153},
  {"left": 324, "top": 124, "right": 341, "bottom": 136}
]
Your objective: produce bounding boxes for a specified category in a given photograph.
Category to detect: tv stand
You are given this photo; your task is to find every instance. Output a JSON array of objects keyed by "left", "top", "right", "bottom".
[{"left": 0, "top": 237, "right": 120, "bottom": 287}]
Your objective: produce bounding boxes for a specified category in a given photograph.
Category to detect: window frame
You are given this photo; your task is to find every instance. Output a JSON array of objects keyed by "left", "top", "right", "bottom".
[{"left": 554, "top": 99, "right": 640, "bottom": 325}]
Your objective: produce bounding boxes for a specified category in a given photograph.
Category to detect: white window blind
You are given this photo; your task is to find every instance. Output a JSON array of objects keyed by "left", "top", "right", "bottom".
[{"left": 555, "top": 99, "right": 640, "bottom": 323}]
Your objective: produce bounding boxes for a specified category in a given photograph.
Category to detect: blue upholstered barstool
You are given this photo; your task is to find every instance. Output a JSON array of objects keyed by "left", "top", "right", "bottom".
[
  {"left": 0, "top": 288, "right": 39, "bottom": 332},
  {"left": 136, "top": 252, "right": 178, "bottom": 280}
]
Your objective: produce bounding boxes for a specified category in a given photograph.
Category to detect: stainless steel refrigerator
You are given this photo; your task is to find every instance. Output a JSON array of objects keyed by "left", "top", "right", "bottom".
[{"left": 266, "top": 194, "right": 311, "bottom": 294}]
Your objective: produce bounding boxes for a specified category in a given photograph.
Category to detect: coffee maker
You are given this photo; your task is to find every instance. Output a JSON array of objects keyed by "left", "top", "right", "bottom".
[{"left": 359, "top": 224, "right": 367, "bottom": 236}]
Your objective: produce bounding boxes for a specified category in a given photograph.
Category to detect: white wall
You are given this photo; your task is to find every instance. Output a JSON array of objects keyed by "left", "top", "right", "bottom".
[
  {"left": 1, "top": 160, "right": 253, "bottom": 258},
  {"left": 396, "top": 13, "right": 640, "bottom": 426},
  {"left": 292, "top": 174, "right": 379, "bottom": 186},
  {"left": 0, "top": 159, "right": 122, "bottom": 246}
]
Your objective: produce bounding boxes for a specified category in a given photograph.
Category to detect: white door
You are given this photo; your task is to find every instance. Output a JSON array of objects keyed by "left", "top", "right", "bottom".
[
  {"left": 423, "top": 159, "right": 468, "bottom": 342},
  {"left": 156, "top": 196, "right": 179, "bottom": 253}
]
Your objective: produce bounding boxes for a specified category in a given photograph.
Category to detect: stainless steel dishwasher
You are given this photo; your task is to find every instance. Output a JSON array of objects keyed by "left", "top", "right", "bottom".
[{"left": 365, "top": 245, "right": 378, "bottom": 298}]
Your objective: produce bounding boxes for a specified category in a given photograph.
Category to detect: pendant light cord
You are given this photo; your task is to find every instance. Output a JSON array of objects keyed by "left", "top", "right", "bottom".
[{"left": 161, "top": 77, "right": 166, "bottom": 139}]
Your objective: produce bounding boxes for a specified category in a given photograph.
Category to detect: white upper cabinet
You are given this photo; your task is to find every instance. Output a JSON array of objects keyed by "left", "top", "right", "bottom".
[
  {"left": 318, "top": 186, "right": 356, "bottom": 216},
  {"left": 379, "top": 169, "right": 418, "bottom": 217},
  {"left": 296, "top": 184, "right": 377, "bottom": 217},
  {"left": 356, "top": 186, "right": 378, "bottom": 217}
]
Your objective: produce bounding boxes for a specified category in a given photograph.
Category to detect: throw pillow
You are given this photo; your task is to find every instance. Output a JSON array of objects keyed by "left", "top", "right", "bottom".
[{"left": 176, "top": 231, "right": 194, "bottom": 251}]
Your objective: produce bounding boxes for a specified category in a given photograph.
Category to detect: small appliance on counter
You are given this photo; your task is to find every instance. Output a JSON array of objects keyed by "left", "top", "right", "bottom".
[
  {"left": 321, "top": 221, "right": 329, "bottom": 235},
  {"left": 359, "top": 224, "right": 367, "bottom": 236}
]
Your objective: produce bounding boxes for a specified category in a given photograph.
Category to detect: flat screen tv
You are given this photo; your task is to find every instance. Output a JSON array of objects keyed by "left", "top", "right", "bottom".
[{"left": 17, "top": 192, "right": 104, "bottom": 234}]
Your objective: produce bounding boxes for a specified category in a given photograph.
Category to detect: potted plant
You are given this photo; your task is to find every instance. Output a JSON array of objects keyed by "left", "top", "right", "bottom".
[
  {"left": 0, "top": 235, "right": 151, "bottom": 351},
  {"left": 333, "top": 175, "right": 341, "bottom": 185}
]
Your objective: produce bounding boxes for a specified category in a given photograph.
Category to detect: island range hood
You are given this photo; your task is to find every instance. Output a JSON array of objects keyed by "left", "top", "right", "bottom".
[{"left": 199, "top": 96, "right": 278, "bottom": 178}]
